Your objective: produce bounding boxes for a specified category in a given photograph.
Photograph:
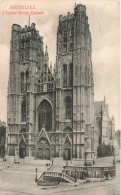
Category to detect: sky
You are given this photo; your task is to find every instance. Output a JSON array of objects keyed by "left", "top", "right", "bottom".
[{"left": 0, "top": 0, "right": 120, "bottom": 130}]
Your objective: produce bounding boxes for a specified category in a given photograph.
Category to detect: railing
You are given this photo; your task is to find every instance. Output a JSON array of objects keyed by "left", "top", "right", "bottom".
[
  {"left": 37, "top": 172, "right": 45, "bottom": 182},
  {"left": 63, "top": 165, "right": 116, "bottom": 180},
  {"left": 44, "top": 172, "right": 62, "bottom": 177},
  {"left": 62, "top": 173, "right": 75, "bottom": 184},
  {"left": 37, "top": 171, "right": 76, "bottom": 184}
]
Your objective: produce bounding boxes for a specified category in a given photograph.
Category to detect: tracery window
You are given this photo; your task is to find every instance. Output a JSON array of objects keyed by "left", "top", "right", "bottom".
[
  {"left": 38, "top": 100, "right": 52, "bottom": 131},
  {"left": 21, "top": 50, "right": 24, "bottom": 61},
  {"left": 21, "top": 73, "right": 24, "bottom": 93},
  {"left": 69, "top": 63, "right": 73, "bottom": 87},
  {"left": 21, "top": 100, "right": 26, "bottom": 122},
  {"left": 21, "top": 39, "right": 24, "bottom": 61},
  {"left": 26, "top": 38, "right": 30, "bottom": 60},
  {"left": 26, "top": 71, "right": 29, "bottom": 91},
  {"left": 65, "top": 96, "right": 72, "bottom": 119},
  {"left": 63, "top": 64, "right": 67, "bottom": 88}
]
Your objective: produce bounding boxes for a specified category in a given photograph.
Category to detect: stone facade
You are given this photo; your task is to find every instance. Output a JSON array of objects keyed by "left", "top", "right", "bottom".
[
  {"left": 94, "top": 97, "right": 115, "bottom": 151},
  {"left": 7, "top": 4, "right": 97, "bottom": 160}
]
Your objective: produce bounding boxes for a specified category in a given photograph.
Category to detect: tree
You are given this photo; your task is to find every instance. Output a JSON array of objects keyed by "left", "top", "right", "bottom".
[{"left": 97, "top": 143, "right": 114, "bottom": 157}]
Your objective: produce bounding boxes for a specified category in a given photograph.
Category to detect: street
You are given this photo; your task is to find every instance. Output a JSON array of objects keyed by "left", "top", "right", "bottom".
[{"left": 0, "top": 158, "right": 120, "bottom": 195}]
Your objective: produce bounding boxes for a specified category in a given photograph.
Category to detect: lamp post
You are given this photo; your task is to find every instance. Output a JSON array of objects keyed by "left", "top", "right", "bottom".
[
  {"left": 84, "top": 153, "right": 87, "bottom": 182},
  {"left": 75, "top": 168, "right": 77, "bottom": 182},
  {"left": 35, "top": 168, "right": 38, "bottom": 182},
  {"left": 113, "top": 146, "right": 116, "bottom": 177},
  {"left": 84, "top": 153, "right": 87, "bottom": 166}
]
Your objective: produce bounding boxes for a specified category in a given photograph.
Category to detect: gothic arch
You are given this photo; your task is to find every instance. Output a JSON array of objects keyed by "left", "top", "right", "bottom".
[
  {"left": 36, "top": 137, "right": 50, "bottom": 160},
  {"left": 63, "top": 64, "right": 67, "bottom": 88},
  {"left": 21, "top": 100, "right": 26, "bottom": 122},
  {"left": 63, "top": 126, "right": 73, "bottom": 143},
  {"left": 19, "top": 135, "right": 26, "bottom": 158},
  {"left": 69, "top": 63, "right": 73, "bottom": 87},
  {"left": 63, "top": 126, "right": 73, "bottom": 132},
  {"left": 96, "top": 117, "right": 102, "bottom": 132},
  {"left": 38, "top": 99, "right": 52, "bottom": 132},
  {"left": 35, "top": 127, "right": 51, "bottom": 160},
  {"left": 20, "top": 72, "right": 24, "bottom": 93},
  {"left": 65, "top": 96, "right": 72, "bottom": 119},
  {"left": 63, "top": 134, "right": 72, "bottom": 160}
]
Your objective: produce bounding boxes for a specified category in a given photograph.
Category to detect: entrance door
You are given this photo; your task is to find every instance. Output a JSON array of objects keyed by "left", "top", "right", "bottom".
[
  {"left": 38, "top": 148, "right": 43, "bottom": 159},
  {"left": 63, "top": 140, "right": 71, "bottom": 160},
  {"left": 19, "top": 140, "right": 26, "bottom": 158},
  {"left": 19, "top": 148, "right": 26, "bottom": 158},
  {"left": 64, "top": 148, "right": 71, "bottom": 160},
  {"left": 37, "top": 138, "right": 50, "bottom": 160}
]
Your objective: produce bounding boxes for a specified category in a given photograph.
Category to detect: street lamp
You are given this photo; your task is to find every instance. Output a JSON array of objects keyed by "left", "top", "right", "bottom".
[
  {"left": 35, "top": 168, "right": 38, "bottom": 182},
  {"left": 75, "top": 168, "right": 77, "bottom": 182},
  {"left": 84, "top": 153, "right": 87, "bottom": 166},
  {"left": 84, "top": 153, "right": 87, "bottom": 182}
]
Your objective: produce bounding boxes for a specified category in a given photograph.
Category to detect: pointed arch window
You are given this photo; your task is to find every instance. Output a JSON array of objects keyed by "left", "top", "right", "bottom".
[
  {"left": 26, "top": 71, "right": 29, "bottom": 91},
  {"left": 21, "top": 100, "right": 26, "bottom": 122},
  {"left": 21, "top": 50, "right": 24, "bottom": 61},
  {"left": 63, "top": 64, "right": 67, "bottom": 88},
  {"left": 38, "top": 100, "right": 52, "bottom": 131},
  {"left": 21, "top": 39, "right": 24, "bottom": 48},
  {"left": 65, "top": 96, "right": 72, "bottom": 119},
  {"left": 26, "top": 38, "right": 30, "bottom": 60},
  {"left": 21, "top": 73, "right": 24, "bottom": 93},
  {"left": 21, "top": 39, "right": 24, "bottom": 61},
  {"left": 69, "top": 63, "right": 73, "bottom": 87}
]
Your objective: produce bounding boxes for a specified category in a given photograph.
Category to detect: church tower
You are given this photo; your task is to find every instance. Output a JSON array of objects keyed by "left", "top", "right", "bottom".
[
  {"left": 56, "top": 4, "right": 94, "bottom": 159},
  {"left": 7, "top": 23, "right": 44, "bottom": 157}
]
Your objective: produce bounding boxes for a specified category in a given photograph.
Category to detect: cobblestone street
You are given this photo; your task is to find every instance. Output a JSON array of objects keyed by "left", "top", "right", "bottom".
[{"left": 0, "top": 157, "right": 120, "bottom": 195}]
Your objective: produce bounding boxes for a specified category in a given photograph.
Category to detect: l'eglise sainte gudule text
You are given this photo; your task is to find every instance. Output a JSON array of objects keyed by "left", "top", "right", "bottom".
[{"left": 2, "top": 11, "right": 44, "bottom": 15}]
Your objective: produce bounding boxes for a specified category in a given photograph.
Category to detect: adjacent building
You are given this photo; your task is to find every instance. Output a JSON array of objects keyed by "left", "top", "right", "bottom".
[
  {"left": 94, "top": 97, "right": 115, "bottom": 147},
  {"left": 0, "top": 120, "right": 6, "bottom": 158}
]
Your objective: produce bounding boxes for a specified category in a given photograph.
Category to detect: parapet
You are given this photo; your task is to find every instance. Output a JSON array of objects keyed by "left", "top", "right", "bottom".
[
  {"left": 75, "top": 4, "right": 86, "bottom": 13},
  {"left": 31, "top": 23, "right": 35, "bottom": 29},
  {"left": 12, "top": 24, "right": 21, "bottom": 31},
  {"left": 59, "top": 4, "right": 86, "bottom": 22},
  {"left": 59, "top": 13, "right": 74, "bottom": 22}
]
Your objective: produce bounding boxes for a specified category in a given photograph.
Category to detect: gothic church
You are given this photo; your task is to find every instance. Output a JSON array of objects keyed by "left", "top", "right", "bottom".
[{"left": 7, "top": 4, "right": 95, "bottom": 160}]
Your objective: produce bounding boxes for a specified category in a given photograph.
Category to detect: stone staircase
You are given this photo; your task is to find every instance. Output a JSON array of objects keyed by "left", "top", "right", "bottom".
[{"left": 37, "top": 171, "right": 78, "bottom": 186}]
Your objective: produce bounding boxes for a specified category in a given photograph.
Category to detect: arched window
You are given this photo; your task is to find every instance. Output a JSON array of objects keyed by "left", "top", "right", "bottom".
[
  {"left": 65, "top": 96, "right": 72, "bottom": 119},
  {"left": 38, "top": 100, "right": 52, "bottom": 131},
  {"left": 21, "top": 73, "right": 24, "bottom": 93},
  {"left": 69, "top": 63, "right": 73, "bottom": 87},
  {"left": 21, "top": 39, "right": 24, "bottom": 48},
  {"left": 21, "top": 39, "right": 24, "bottom": 61},
  {"left": 26, "top": 71, "right": 29, "bottom": 91},
  {"left": 96, "top": 117, "right": 101, "bottom": 131},
  {"left": 26, "top": 38, "right": 30, "bottom": 60},
  {"left": 63, "top": 64, "right": 67, "bottom": 88},
  {"left": 21, "top": 100, "right": 26, "bottom": 122}
]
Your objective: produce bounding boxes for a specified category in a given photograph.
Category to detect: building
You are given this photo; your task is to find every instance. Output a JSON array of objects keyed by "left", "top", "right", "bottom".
[
  {"left": 0, "top": 120, "right": 6, "bottom": 158},
  {"left": 115, "top": 130, "right": 120, "bottom": 155},
  {"left": 94, "top": 97, "right": 115, "bottom": 147},
  {"left": 7, "top": 4, "right": 114, "bottom": 160}
]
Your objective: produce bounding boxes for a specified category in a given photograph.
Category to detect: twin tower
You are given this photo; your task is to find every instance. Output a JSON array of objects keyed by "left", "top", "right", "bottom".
[{"left": 7, "top": 4, "right": 95, "bottom": 160}]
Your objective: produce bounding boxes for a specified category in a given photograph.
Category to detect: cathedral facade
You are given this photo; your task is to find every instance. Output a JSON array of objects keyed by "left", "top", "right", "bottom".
[{"left": 7, "top": 4, "right": 95, "bottom": 160}]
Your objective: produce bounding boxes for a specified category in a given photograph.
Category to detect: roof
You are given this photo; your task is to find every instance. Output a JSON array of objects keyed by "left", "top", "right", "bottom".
[{"left": 94, "top": 101, "right": 105, "bottom": 115}]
